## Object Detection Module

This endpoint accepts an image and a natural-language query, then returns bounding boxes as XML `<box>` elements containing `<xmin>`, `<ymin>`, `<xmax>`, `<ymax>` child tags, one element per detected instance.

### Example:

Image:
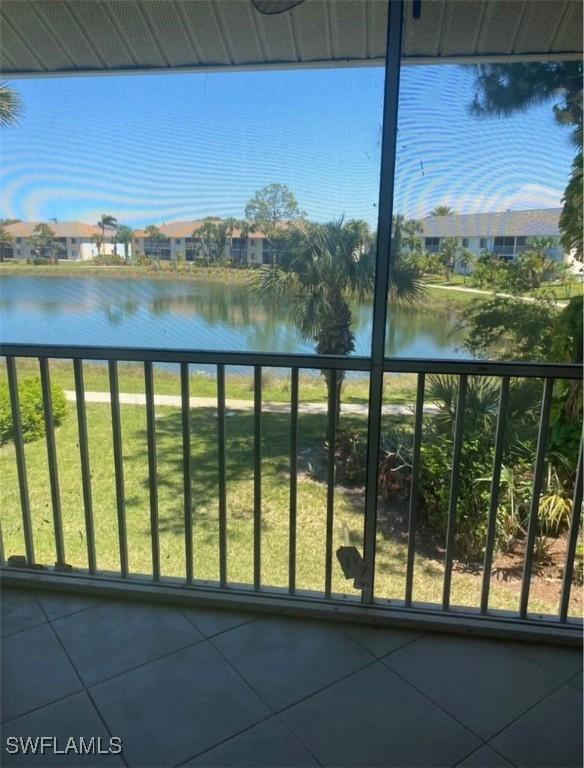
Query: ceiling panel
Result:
<box><xmin>0</xmin><ymin>0</ymin><xmax>581</xmax><ymax>76</ymax></box>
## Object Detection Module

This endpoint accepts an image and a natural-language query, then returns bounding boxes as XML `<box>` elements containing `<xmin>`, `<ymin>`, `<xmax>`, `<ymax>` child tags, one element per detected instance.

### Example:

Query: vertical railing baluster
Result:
<box><xmin>325</xmin><ymin>369</ymin><xmax>338</xmax><ymax>599</ymax></box>
<box><xmin>442</xmin><ymin>374</ymin><xmax>467</xmax><ymax>611</ymax></box>
<box><xmin>39</xmin><ymin>357</ymin><xmax>65</xmax><ymax>566</ymax></box>
<box><xmin>559</xmin><ymin>439</ymin><xmax>583</xmax><ymax>622</ymax></box>
<box><xmin>6</xmin><ymin>357</ymin><xmax>35</xmax><ymax>565</ymax></box>
<box><xmin>144</xmin><ymin>361</ymin><xmax>160</xmax><ymax>581</ymax></box>
<box><xmin>217</xmin><ymin>364</ymin><xmax>227</xmax><ymax>587</ymax></box>
<box><xmin>289</xmin><ymin>367</ymin><xmax>299</xmax><ymax>595</ymax></box>
<box><xmin>480</xmin><ymin>376</ymin><xmax>509</xmax><ymax>614</ymax></box>
<box><xmin>0</xmin><ymin>517</ymin><xmax>5</xmax><ymax>565</ymax></box>
<box><xmin>253</xmin><ymin>365</ymin><xmax>262</xmax><ymax>591</ymax></box>
<box><xmin>73</xmin><ymin>359</ymin><xmax>96</xmax><ymax>573</ymax></box>
<box><xmin>180</xmin><ymin>362</ymin><xmax>193</xmax><ymax>583</ymax></box>
<box><xmin>405</xmin><ymin>372</ymin><xmax>425</xmax><ymax>606</ymax></box>
<box><xmin>108</xmin><ymin>360</ymin><xmax>128</xmax><ymax>577</ymax></box>
<box><xmin>520</xmin><ymin>378</ymin><xmax>554</xmax><ymax>618</ymax></box>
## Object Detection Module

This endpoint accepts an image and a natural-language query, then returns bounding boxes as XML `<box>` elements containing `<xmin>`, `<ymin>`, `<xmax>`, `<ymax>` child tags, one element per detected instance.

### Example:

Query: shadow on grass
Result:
<box><xmin>125</xmin><ymin>407</ymin><xmax>370</xmax><ymax>536</ymax></box>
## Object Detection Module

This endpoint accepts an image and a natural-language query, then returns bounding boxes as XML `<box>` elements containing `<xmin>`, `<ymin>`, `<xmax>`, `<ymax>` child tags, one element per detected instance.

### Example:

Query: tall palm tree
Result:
<box><xmin>430</xmin><ymin>205</ymin><xmax>455</xmax><ymax>217</ymax></box>
<box><xmin>116</xmin><ymin>225</ymin><xmax>134</xmax><ymax>262</ymax></box>
<box><xmin>470</xmin><ymin>61</ymin><xmax>583</xmax><ymax>261</ymax></box>
<box><xmin>237</xmin><ymin>219</ymin><xmax>255</xmax><ymax>266</ymax></box>
<box><xmin>97</xmin><ymin>214</ymin><xmax>118</xmax><ymax>255</ymax></box>
<box><xmin>0</xmin><ymin>82</ymin><xmax>21</xmax><ymax>128</ymax></box>
<box><xmin>0</xmin><ymin>224</ymin><xmax>14</xmax><ymax>262</ymax></box>
<box><xmin>252</xmin><ymin>218</ymin><xmax>423</xmax><ymax>413</ymax></box>
<box><xmin>144</xmin><ymin>224</ymin><xmax>167</xmax><ymax>262</ymax></box>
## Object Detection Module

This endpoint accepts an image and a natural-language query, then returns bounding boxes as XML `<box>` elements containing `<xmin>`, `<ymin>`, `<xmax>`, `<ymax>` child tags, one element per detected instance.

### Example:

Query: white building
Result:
<box><xmin>1</xmin><ymin>221</ymin><xmax>130</xmax><ymax>261</ymax></box>
<box><xmin>417</xmin><ymin>208</ymin><xmax>564</xmax><ymax>272</ymax></box>
<box><xmin>133</xmin><ymin>220</ymin><xmax>276</xmax><ymax>266</ymax></box>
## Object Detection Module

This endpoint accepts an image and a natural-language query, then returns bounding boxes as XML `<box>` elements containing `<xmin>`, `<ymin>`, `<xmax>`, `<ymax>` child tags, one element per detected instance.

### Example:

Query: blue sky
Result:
<box><xmin>0</xmin><ymin>63</ymin><xmax>573</xmax><ymax>228</ymax></box>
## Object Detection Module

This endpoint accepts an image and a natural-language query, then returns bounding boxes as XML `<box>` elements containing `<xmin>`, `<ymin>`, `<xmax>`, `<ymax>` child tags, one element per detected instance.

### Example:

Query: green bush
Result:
<box><xmin>419</xmin><ymin>437</ymin><xmax>493</xmax><ymax>561</ymax></box>
<box><xmin>0</xmin><ymin>376</ymin><xmax>67</xmax><ymax>445</ymax></box>
<box><xmin>91</xmin><ymin>253</ymin><xmax>125</xmax><ymax>266</ymax></box>
<box><xmin>27</xmin><ymin>257</ymin><xmax>51</xmax><ymax>265</ymax></box>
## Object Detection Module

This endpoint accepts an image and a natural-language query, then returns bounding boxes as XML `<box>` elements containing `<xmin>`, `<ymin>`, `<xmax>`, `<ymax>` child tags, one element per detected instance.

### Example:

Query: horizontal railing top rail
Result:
<box><xmin>0</xmin><ymin>343</ymin><xmax>581</xmax><ymax>380</ymax></box>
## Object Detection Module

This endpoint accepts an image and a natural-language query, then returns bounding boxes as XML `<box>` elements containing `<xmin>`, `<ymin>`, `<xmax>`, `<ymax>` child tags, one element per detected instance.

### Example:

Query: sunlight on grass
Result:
<box><xmin>0</xmin><ymin>360</ymin><xmax>578</xmax><ymax>617</ymax></box>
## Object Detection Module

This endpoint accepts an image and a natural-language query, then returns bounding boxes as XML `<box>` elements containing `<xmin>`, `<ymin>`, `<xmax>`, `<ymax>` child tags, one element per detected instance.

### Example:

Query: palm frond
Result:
<box><xmin>0</xmin><ymin>83</ymin><xmax>21</xmax><ymax>128</ymax></box>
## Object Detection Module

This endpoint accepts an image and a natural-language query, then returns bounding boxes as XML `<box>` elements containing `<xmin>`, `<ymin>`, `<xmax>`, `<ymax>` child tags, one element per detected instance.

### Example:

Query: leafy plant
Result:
<box><xmin>418</xmin><ymin>437</ymin><xmax>494</xmax><ymax>560</ymax></box>
<box><xmin>0</xmin><ymin>376</ymin><xmax>67</xmax><ymax>445</ymax></box>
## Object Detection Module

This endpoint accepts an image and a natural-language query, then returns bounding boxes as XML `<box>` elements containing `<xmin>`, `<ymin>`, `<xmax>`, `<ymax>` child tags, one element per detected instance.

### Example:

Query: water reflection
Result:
<box><xmin>0</xmin><ymin>275</ymin><xmax>469</xmax><ymax>360</ymax></box>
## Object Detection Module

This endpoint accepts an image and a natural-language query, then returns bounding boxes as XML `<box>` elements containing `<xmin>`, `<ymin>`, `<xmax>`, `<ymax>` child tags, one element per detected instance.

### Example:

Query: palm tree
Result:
<box><xmin>116</xmin><ymin>225</ymin><xmax>134</xmax><ymax>263</ymax></box>
<box><xmin>144</xmin><ymin>225</ymin><xmax>167</xmax><ymax>263</ymax></box>
<box><xmin>237</xmin><ymin>219</ymin><xmax>255</xmax><ymax>266</ymax></box>
<box><xmin>0</xmin><ymin>82</ymin><xmax>21</xmax><ymax>128</ymax></box>
<box><xmin>251</xmin><ymin>218</ymin><xmax>423</xmax><ymax>414</ymax></box>
<box><xmin>97</xmin><ymin>214</ymin><xmax>118</xmax><ymax>255</ymax></box>
<box><xmin>470</xmin><ymin>61</ymin><xmax>583</xmax><ymax>262</ymax></box>
<box><xmin>0</xmin><ymin>224</ymin><xmax>14</xmax><ymax>262</ymax></box>
<box><xmin>430</xmin><ymin>205</ymin><xmax>455</xmax><ymax>217</ymax></box>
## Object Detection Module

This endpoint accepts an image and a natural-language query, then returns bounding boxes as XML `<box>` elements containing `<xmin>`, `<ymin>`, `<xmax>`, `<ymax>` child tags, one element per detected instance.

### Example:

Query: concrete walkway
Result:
<box><xmin>64</xmin><ymin>390</ymin><xmax>439</xmax><ymax>416</ymax></box>
<box><xmin>427</xmin><ymin>282</ymin><xmax>569</xmax><ymax>307</ymax></box>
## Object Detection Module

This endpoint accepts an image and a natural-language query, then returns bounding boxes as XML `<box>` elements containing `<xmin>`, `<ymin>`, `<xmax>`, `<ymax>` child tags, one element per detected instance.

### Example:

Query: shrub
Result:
<box><xmin>27</xmin><ymin>257</ymin><xmax>51</xmax><ymax>265</ymax></box>
<box><xmin>418</xmin><ymin>437</ymin><xmax>493</xmax><ymax>560</ymax></box>
<box><xmin>0</xmin><ymin>376</ymin><xmax>67</xmax><ymax>445</ymax></box>
<box><xmin>91</xmin><ymin>253</ymin><xmax>125</xmax><ymax>266</ymax></box>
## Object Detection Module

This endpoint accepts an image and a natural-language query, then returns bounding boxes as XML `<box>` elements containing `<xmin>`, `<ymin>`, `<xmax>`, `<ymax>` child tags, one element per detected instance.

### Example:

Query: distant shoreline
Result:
<box><xmin>0</xmin><ymin>263</ymin><xmax>254</xmax><ymax>283</ymax></box>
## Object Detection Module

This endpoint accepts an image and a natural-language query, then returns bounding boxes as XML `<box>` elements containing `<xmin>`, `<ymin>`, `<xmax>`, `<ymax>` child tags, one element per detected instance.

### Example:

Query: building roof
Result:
<box><xmin>1</xmin><ymin>0</ymin><xmax>581</xmax><ymax>77</ymax></box>
<box><xmin>420</xmin><ymin>208</ymin><xmax>562</xmax><ymax>239</ymax></box>
<box><xmin>134</xmin><ymin>221</ymin><xmax>268</xmax><ymax>240</ymax></box>
<box><xmin>5</xmin><ymin>221</ymin><xmax>100</xmax><ymax>238</ymax></box>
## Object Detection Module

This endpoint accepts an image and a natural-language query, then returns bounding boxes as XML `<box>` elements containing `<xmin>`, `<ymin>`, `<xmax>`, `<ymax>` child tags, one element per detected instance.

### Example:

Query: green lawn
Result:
<box><xmin>0</xmin><ymin>361</ymin><xmax>571</xmax><ymax>616</ymax></box>
<box><xmin>9</xmin><ymin>358</ymin><xmax>418</xmax><ymax>406</ymax></box>
<box><xmin>0</xmin><ymin>262</ymin><xmax>254</xmax><ymax>283</ymax></box>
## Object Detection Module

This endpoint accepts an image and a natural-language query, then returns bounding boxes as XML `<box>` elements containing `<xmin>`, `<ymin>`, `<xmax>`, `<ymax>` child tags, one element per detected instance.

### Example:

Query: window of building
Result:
<box><xmin>175</xmin><ymin>239</ymin><xmax>181</xmax><ymax>244</ymax></box>
<box><xmin>71</xmin><ymin>238</ymin><xmax>77</xmax><ymax>243</ymax></box>
<box><xmin>479</xmin><ymin>238</ymin><xmax>488</xmax><ymax>249</ymax></box>
<box><xmin>462</xmin><ymin>238</ymin><xmax>469</xmax><ymax>248</ymax></box>
<box><xmin>424</xmin><ymin>237</ymin><xmax>440</xmax><ymax>252</ymax></box>
<box><xmin>494</xmin><ymin>237</ymin><xmax>514</xmax><ymax>247</ymax></box>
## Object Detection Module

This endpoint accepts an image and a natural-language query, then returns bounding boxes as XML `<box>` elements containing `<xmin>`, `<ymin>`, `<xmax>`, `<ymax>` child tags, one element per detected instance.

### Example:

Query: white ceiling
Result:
<box><xmin>0</xmin><ymin>0</ymin><xmax>582</xmax><ymax>77</ymax></box>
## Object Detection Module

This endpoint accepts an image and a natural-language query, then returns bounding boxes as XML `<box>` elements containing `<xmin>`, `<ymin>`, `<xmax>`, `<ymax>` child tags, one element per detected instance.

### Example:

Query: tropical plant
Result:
<box><xmin>116</xmin><ymin>225</ymin><xmax>133</xmax><ymax>263</ymax></box>
<box><xmin>430</xmin><ymin>205</ymin><xmax>455</xmax><ymax>217</ymax></box>
<box><xmin>0</xmin><ymin>82</ymin><xmax>21</xmax><ymax>128</ymax></box>
<box><xmin>560</xmin><ymin>149</ymin><xmax>583</xmax><ymax>261</ymax></box>
<box><xmin>0</xmin><ymin>376</ymin><xmax>66</xmax><ymax>444</ymax></box>
<box><xmin>144</xmin><ymin>225</ymin><xmax>168</xmax><ymax>263</ymax></box>
<box><xmin>458</xmin><ymin>296</ymin><xmax>557</xmax><ymax>360</ymax></box>
<box><xmin>235</xmin><ymin>219</ymin><xmax>255</xmax><ymax>266</ymax></box>
<box><xmin>251</xmin><ymin>218</ymin><xmax>423</xmax><ymax>413</ymax></box>
<box><xmin>97</xmin><ymin>214</ymin><xmax>118</xmax><ymax>255</ymax></box>
<box><xmin>437</xmin><ymin>237</ymin><xmax>461</xmax><ymax>280</ymax></box>
<box><xmin>469</xmin><ymin>61</ymin><xmax>583</xmax><ymax>262</ymax></box>
<box><xmin>0</xmin><ymin>223</ymin><xmax>14</xmax><ymax>262</ymax></box>
<box><xmin>31</xmin><ymin>223</ymin><xmax>58</xmax><ymax>263</ymax></box>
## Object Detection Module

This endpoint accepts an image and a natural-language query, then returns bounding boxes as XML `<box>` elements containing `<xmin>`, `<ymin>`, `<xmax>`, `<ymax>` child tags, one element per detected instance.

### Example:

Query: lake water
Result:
<box><xmin>0</xmin><ymin>275</ymin><xmax>470</xmax><ymax>365</ymax></box>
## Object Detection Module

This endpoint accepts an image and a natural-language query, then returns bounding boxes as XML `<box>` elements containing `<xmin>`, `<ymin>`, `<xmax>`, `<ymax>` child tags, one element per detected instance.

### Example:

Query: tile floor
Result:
<box><xmin>1</xmin><ymin>587</ymin><xmax>582</xmax><ymax>768</ymax></box>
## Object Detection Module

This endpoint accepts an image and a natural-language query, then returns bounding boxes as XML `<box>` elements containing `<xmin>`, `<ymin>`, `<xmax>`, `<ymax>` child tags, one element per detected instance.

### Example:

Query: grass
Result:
<box><xmin>0</xmin><ymin>262</ymin><xmax>254</xmax><ymax>283</ymax></box>
<box><xmin>528</xmin><ymin>282</ymin><xmax>583</xmax><ymax>301</ymax></box>
<box><xmin>0</xmin><ymin>361</ymin><xmax>572</xmax><ymax>616</ymax></box>
<box><xmin>8</xmin><ymin>358</ymin><xmax>418</xmax><ymax>406</ymax></box>
<box><xmin>423</xmin><ymin>285</ymin><xmax>478</xmax><ymax>308</ymax></box>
